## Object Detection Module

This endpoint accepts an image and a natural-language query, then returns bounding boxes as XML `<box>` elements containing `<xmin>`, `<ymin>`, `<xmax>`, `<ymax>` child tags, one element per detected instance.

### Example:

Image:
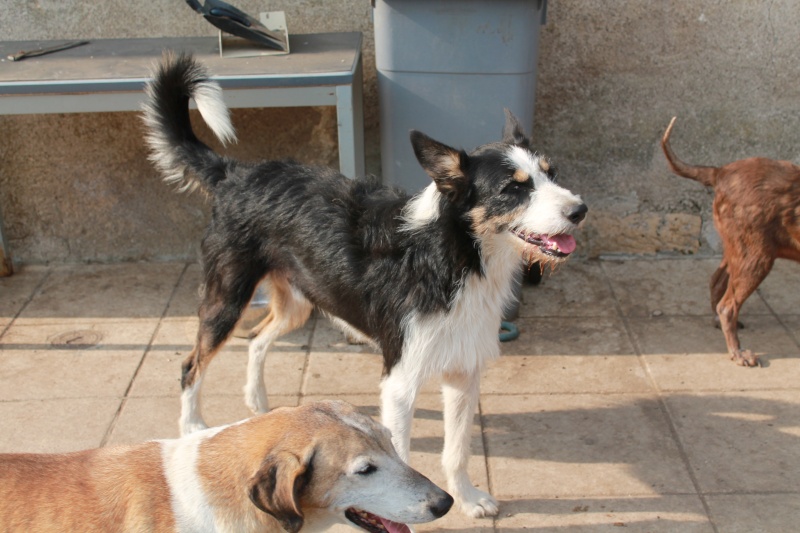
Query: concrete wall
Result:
<box><xmin>534</xmin><ymin>0</ymin><xmax>800</xmax><ymax>257</ymax></box>
<box><xmin>1</xmin><ymin>1</ymin><xmax>798</xmax><ymax>264</ymax></box>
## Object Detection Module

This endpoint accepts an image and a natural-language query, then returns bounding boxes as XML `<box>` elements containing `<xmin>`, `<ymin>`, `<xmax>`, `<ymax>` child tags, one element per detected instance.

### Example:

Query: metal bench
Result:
<box><xmin>0</xmin><ymin>33</ymin><xmax>365</xmax><ymax>276</ymax></box>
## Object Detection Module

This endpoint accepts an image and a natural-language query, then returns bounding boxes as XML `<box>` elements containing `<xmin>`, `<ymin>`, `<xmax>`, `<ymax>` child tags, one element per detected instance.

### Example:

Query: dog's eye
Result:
<box><xmin>503</xmin><ymin>181</ymin><xmax>532</xmax><ymax>194</ymax></box>
<box><xmin>356</xmin><ymin>463</ymin><xmax>377</xmax><ymax>476</ymax></box>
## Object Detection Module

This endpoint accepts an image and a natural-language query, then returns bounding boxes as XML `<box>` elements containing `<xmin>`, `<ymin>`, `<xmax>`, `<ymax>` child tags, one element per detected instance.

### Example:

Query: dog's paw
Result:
<box><xmin>731</xmin><ymin>349</ymin><xmax>760</xmax><ymax>367</ymax></box>
<box><xmin>457</xmin><ymin>487</ymin><xmax>499</xmax><ymax>518</ymax></box>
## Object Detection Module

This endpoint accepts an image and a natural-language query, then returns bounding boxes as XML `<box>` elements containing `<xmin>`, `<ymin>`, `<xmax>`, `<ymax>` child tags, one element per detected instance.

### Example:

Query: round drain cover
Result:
<box><xmin>50</xmin><ymin>330</ymin><xmax>103</xmax><ymax>349</ymax></box>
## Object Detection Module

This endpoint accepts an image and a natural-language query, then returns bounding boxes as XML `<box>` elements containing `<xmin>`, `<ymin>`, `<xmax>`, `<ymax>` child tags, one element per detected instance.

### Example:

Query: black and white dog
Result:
<box><xmin>142</xmin><ymin>53</ymin><xmax>587</xmax><ymax>518</ymax></box>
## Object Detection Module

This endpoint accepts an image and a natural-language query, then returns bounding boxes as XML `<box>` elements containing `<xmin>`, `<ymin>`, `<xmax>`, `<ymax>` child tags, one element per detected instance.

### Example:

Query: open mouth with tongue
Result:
<box><xmin>345</xmin><ymin>508</ymin><xmax>411</xmax><ymax>533</ymax></box>
<box><xmin>512</xmin><ymin>230</ymin><xmax>577</xmax><ymax>258</ymax></box>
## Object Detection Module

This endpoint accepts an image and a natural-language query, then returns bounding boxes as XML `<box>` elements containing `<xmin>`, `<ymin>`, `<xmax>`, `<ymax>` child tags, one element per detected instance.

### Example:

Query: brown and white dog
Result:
<box><xmin>0</xmin><ymin>400</ymin><xmax>452</xmax><ymax>533</ymax></box>
<box><xmin>662</xmin><ymin>117</ymin><xmax>800</xmax><ymax>367</ymax></box>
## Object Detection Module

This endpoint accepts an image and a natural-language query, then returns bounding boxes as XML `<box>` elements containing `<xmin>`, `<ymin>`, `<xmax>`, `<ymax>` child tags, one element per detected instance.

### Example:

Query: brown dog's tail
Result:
<box><xmin>661</xmin><ymin>117</ymin><xmax>718</xmax><ymax>187</ymax></box>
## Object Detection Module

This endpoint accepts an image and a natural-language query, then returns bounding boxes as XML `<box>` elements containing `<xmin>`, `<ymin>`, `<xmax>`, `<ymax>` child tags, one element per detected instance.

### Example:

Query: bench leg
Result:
<box><xmin>335</xmin><ymin>55</ymin><xmax>365</xmax><ymax>179</ymax></box>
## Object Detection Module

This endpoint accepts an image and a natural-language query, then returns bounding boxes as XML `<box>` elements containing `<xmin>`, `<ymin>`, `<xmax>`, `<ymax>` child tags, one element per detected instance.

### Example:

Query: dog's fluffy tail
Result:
<box><xmin>661</xmin><ymin>117</ymin><xmax>718</xmax><ymax>187</ymax></box>
<box><xmin>142</xmin><ymin>52</ymin><xmax>236</xmax><ymax>192</ymax></box>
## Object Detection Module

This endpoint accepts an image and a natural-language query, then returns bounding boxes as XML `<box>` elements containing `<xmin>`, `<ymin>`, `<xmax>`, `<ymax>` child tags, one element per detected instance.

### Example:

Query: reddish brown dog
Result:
<box><xmin>662</xmin><ymin>117</ymin><xmax>800</xmax><ymax>367</ymax></box>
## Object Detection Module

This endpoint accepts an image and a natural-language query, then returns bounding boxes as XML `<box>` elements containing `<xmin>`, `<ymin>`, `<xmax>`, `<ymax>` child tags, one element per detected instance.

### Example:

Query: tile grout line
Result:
<box><xmin>494</xmin><ymin>489</ymin><xmax>800</xmax><ymax>499</ymax></box>
<box><xmin>0</xmin><ymin>267</ymin><xmax>53</xmax><ymax>340</ymax></box>
<box><xmin>99</xmin><ymin>262</ymin><xmax>192</xmax><ymax>448</ymax></box>
<box><xmin>598</xmin><ymin>259</ymin><xmax>721</xmax><ymax>533</ymax></box>
<box><xmin>755</xmin><ymin>287</ymin><xmax>800</xmax><ymax>353</ymax></box>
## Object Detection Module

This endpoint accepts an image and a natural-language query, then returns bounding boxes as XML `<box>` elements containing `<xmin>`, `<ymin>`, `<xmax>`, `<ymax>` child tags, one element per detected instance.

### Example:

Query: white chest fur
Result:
<box><xmin>399</xmin><ymin>235</ymin><xmax>520</xmax><ymax>381</ymax></box>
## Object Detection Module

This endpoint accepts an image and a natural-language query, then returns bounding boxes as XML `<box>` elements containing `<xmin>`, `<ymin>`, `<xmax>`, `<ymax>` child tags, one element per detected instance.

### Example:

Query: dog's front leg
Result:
<box><xmin>380</xmin><ymin>367</ymin><xmax>421</xmax><ymax>462</ymax></box>
<box><xmin>245</xmin><ymin>334</ymin><xmax>271</xmax><ymax>414</ymax></box>
<box><xmin>442</xmin><ymin>370</ymin><xmax>498</xmax><ymax>518</ymax></box>
<box><xmin>180</xmin><ymin>373</ymin><xmax>209</xmax><ymax>435</ymax></box>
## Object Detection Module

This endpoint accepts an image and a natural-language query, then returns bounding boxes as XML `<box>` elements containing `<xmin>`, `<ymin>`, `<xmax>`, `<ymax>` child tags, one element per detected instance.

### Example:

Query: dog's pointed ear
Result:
<box><xmin>410</xmin><ymin>130</ymin><xmax>470</xmax><ymax>204</ymax></box>
<box><xmin>249</xmin><ymin>451</ymin><xmax>310</xmax><ymax>533</ymax></box>
<box><xmin>502</xmin><ymin>108</ymin><xmax>529</xmax><ymax>145</ymax></box>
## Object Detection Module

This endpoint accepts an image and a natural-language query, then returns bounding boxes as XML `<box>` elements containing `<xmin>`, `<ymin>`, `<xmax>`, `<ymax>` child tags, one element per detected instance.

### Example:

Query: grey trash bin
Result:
<box><xmin>373</xmin><ymin>0</ymin><xmax>548</xmax><ymax>192</ymax></box>
<box><xmin>373</xmin><ymin>0</ymin><xmax>548</xmax><ymax>321</ymax></box>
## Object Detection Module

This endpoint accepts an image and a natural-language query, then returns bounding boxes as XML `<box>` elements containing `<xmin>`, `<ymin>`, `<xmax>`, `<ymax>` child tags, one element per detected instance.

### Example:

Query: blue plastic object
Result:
<box><xmin>499</xmin><ymin>321</ymin><xmax>519</xmax><ymax>342</ymax></box>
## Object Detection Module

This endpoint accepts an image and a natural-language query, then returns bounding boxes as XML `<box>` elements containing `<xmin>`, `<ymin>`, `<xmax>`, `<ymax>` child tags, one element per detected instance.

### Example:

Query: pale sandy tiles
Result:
<box><xmin>629</xmin><ymin>315</ymin><xmax>800</xmax><ymax>391</ymax></box>
<box><xmin>0</xmin><ymin>318</ymin><xmax>157</xmax><ymax>400</ymax></box>
<box><xmin>129</xmin><ymin>317</ymin><xmax>310</xmax><ymax>398</ymax></box>
<box><xmin>0</xmin><ymin>264</ymin><xmax>48</xmax><ymax>329</ymax></box>
<box><xmin>19</xmin><ymin>262</ymin><xmax>185</xmax><ymax>319</ymax></box>
<box><xmin>163</xmin><ymin>262</ymin><xmax>202</xmax><ymax>318</ymax></box>
<box><xmin>602</xmin><ymin>258</ymin><xmax>771</xmax><ymax>317</ymax></box>
<box><xmin>706</xmin><ymin>494</ymin><xmax>800</xmax><ymax>533</ymax></box>
<box><xmin>106</xmin><ymin>394</ymin><xmax>299</xmax><ymax>446</ymax></box>
<box><xmin>665</xmin><ymin>390</ymin><xmax>800</xmax><ymax>494</ymax></box>
<box><xmin>484</xmin><ymin>316</ymin><xmax>650</xmax><ymax>394</ymax></box>
<box><xmin>518</xmin><ymin>259</ymin><xmax>616</xmax><ymax>318</ymax></box>
<box><xmin>0</xmin><ymin>397</ymin><xmax>121</xmax><ymax>453</ymax></box>
<box><xmin>3</xmin><ymin>257</ymin><xmax>799</xmax><ymax>533</ymax></box>
<box><xmin>481</xmin><ymin>394</ymin><xmax>695</xmax><ymax>499</ymax></box>
<box><xmin>303</xmin><ymin>317</ymin><xmax>388</xmax><ymax>395</ymax></box>
<box><xmin>755</xmin><ymin>259</ymin><xmax>800</xmax><ymax>316</ymax></box>
<box><xmin>780</xmin><ymin>315</ymin><xmax>800</xmax><ymax>347</ymax></box>
<box><xmin>495</xmin><ymin>495</ymin><xmax>713</xmax><ymax>532</ymax></box>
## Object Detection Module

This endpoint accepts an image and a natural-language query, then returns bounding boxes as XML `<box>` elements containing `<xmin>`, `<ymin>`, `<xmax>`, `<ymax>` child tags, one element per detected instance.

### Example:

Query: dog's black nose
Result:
<box><xmin>429</xmin><ymin>492</ymin><xmax>454</xmax><ymax>518</ymax></box>
<box><xmin>565</xmin><ymin>203</ymin><xmax>588</xmax><ymax>224</ymax></box>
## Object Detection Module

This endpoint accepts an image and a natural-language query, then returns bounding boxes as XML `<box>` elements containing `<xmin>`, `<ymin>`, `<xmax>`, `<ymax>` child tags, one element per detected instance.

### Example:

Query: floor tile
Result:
<box><xmin>485</xmin><ymin>316</ymin><xmax>650</xmax><ymax>394</ymax></box>
<box><xmin>20</xmin><ymin>263</ymin><xmax>184</xmax><ymax>319</ymax></box>
<box><xmin>0</xmin><ymin>264</ymin><xmax>48</xmax><ymax>322</ymax></box>
<box><xmin>665</xmin><ymin>390</ymin><xmax>800</xmax><ymax>494</ymax></box>
<box><xmin>0</xmin><ymin>398</ymin><xmax>120</xmax><ymax>453</ymax></box>
<box><xmin>3</xmin><ymin>255</ymin><xmax>799</xmax><ymax>530</ymax></box>
<box><xmin>0</xmin><ymin>318</ymin><xmax>157</xmax><ymax>400</ymax></box>
<box><xmin>129</xmin><ymin>317</ymin><xmax>309</xmax><ymax>398</ymax></box>
<box><xmin>602</xmin><ymin>258</ymin><xmax>770</xmax><ymax>318</ymax></box>
<box><xmin>706</xmin><ymin>494</ymin><xmax>800</xmax><ymax>533</ymax></box>
<box><xmin>756</xmin><ymin>259</ymin><xmax>800</xmax><ymax>316</ymax></box>
<box><xmin>779</xmin><ymin>315</ymin><xmax>800</xmax><ymax>348</ymax></box>
<box><xmin>164</xmin><ymin>262</ymin><xmax>201</xmax><ymax>318</ymax></box>
<box><xmin>482</xmin><ymin>394</ymin><xmax>695</xmax><ymax>498</ymax></box>
<box><xmin>303</xmin><ymin>318</ymin><xmax>387</xmax><ymax>395</ymax></box>
<box><xmin>106</xmin><ymin>394</ymin><xmax>298</xmax><ymax>445</ymax></box>
<box><xmin>630</xmin><ymin>315</ymin><xmax>800</xmax><ymax>391</ymax></box>
<box><xmin>519</xmin><ymin>259</ymin><xmax>616</xmax><ymax>318</ymax></box>
<box><xmin>495</xmin><ymin>495</ymin><xmax>713</xmax><ymax>532</ymax></box>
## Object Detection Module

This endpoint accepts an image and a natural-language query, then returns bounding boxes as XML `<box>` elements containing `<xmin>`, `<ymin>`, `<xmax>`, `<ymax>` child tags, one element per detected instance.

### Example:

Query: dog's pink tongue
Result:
<box><xmin>550</xmin><ymin>234</ymin><xmax>576</xmax><ymax>254</ymax></box>
<box><xmin>379</xmin><ymin>517</ymin><xmax>412</xmax><ymax>533</ymax></box>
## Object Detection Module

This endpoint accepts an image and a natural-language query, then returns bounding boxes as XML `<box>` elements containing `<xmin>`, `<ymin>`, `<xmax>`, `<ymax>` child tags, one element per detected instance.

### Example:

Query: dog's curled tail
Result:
<box><xmin>142</xmin><ymin>52</ymin><xmax>236</xmax><ymax>193</ymax></box>
<box><xmin>661</xmin><ymin>117</ymin><xmax>718</xmax><ymax>187</ymax></box>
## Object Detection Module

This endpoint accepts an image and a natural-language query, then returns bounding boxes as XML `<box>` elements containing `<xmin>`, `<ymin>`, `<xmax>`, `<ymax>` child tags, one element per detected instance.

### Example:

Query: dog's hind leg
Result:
<box><xmin>180</xmin><ymin>258</ymin><xmax>263</xmax><ymax>435</ymax></box>
<box><xmin>441</xmin><ymin>370</ymin><xmax>498</xmax><ymax>518</ymax></box>
<box><xmin>716</xmin><ymin>253</ymin><xmax>773</xmax><ymax>367</ymax></box>
<box><xmin>710</xmin><ymin>259</ymin><xmax>729</xmax><ymax>316</ymax></box>
<box><xmin>244</xmin><ymin>276</ymin><xmax>312</xmax><ymax>414</ymax></box>
<box><xmin>710</xmin><ymin>259</ymin><xmax>744</xmax><ymax>330</ymax></box>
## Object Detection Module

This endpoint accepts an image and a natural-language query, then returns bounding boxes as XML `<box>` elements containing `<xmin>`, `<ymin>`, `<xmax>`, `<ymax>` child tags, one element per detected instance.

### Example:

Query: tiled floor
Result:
<box><xmin>1</xmin><ymin>257</ymin><xmax>799</xmax><ymax>532</ymax></box>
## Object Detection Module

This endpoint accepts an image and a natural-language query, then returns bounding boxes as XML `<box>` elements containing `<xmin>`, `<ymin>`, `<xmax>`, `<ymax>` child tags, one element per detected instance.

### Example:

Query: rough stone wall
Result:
<box><xmin>1</xmin><ymin>1</ymin><xmax>798</xmax><ymax>264</ymax></box>
<box><xmin>534</xmin><ymin>0</ymin><xmax>800</xmax><ymax>257</ymax></box>
<box><xmin>0</xmin><ymin>0</ymin><xmax>377</xmax><ymax>263</ymax></box>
